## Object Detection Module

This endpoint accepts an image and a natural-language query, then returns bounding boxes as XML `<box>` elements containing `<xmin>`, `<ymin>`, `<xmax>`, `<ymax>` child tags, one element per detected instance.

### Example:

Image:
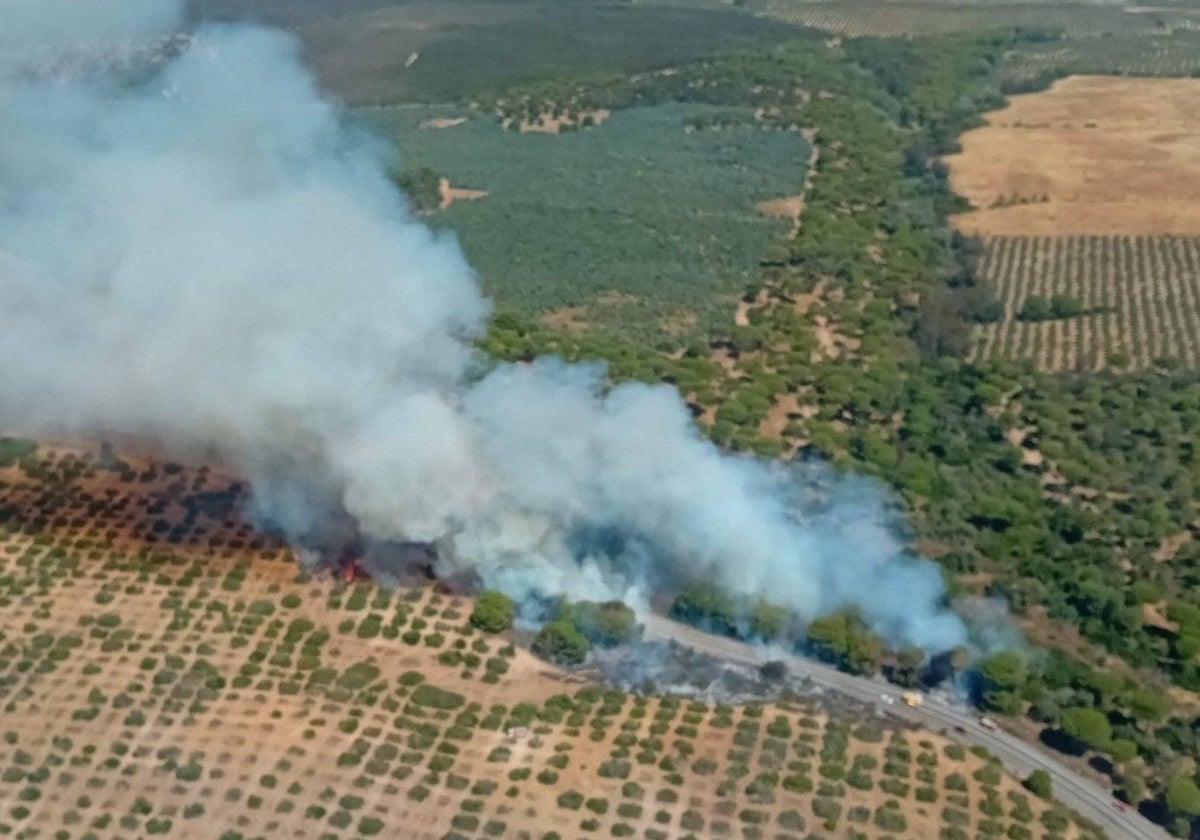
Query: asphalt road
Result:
<box><xmin>641</xmin><ymin>614</ymin><xmax>1169</xmax><ymax>840</ymax></box>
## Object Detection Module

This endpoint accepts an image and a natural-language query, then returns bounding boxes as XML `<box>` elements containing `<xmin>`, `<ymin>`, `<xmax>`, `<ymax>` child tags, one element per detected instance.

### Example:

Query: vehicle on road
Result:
<box><xmin>979</xmin><ymin>716</ymin><xmax>998</xmax><ymax>730</ymax></box>
<box><xmin>902</xmin><ymin>692</ymin><xmax>923</xmax><ymax>708</ymax></box>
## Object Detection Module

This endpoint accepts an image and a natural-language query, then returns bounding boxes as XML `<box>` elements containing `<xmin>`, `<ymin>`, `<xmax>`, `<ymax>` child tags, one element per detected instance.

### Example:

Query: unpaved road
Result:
<box><xmin>642</xmin><ymin>614</ymin><xmax>1169</xmax><ymax>840</ymax></box>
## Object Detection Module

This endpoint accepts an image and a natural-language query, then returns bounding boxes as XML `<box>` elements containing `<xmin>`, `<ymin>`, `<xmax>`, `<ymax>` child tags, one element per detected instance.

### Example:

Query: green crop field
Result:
<box><xmin>364</xmin><ymin>104</ymin><xmax>810</xmax><ymax>340</ymax></box>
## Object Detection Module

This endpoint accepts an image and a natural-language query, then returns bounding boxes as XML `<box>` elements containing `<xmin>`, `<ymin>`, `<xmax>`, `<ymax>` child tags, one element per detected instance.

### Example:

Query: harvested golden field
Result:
<box><xmin>0</xmin><ymin>442</ymin><xmax>1099</xmax><ymax>840</ymax></box>
<box><xmin>947</xmin><ymin>76</ymin><xmax>1200</xmax><ymax>237</ymax></box>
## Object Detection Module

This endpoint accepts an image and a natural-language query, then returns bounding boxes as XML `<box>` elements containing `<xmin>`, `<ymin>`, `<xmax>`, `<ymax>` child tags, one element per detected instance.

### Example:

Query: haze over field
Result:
<box><xmin>0</xmin><ymin>0</ymin><xmax>968</xmax><ymax>651</ymax></box>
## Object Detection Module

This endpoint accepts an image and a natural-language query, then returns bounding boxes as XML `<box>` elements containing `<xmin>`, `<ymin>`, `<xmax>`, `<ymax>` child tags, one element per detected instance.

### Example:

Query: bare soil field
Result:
<box><xmin>0</xmin><ymin>442</ymin><xmax>1099</xmax><ymax>840</ymax></box>
<box><xmin>437</xmin><ymin>178</ymin><xmax>488</xmax><ymax>211</ymax></box>
<box><xmin>947</xmin><ymin>75</ymin><xmax>1200</xmax><ymax>236</ymax></box>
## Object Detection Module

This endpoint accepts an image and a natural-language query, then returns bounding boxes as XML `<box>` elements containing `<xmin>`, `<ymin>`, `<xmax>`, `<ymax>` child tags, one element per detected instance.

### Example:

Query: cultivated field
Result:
<box><xmin>969</xmin><ymin>235</ymin><xmax>1200</xmax><ymax>371</ymax></box>
<box><xmin>364</xmin><ymin>104</ymin><xmax>810</xmax><ymax>341</ymax></box>
<box><xmin>230</xmin><ymin>1</ymin><xmax>802</xmax><ymax>105</ymax></box>
<box><xmin>946</xmin><ymin>76</ymin><xmax>1200</xmax><ymax>237</ymax></box>
<box><xmin>1004</xmin><ymin>31</ymin><xmax>1200</xmax><ymax>84</ymax></box>
<box><xmin>946</xmin><ymin>76</ymin><xmax>1200</xmax><ymax>372</ymax></box>
<box><xmin>756</xmin><ymin>0</ymin><xmax>1200</xmax><ymax>36</ymax></box>
<box><xmin>0</xmin><ymin>442</ymin><xmax>1101</xmax><ymax>839</ymax></box>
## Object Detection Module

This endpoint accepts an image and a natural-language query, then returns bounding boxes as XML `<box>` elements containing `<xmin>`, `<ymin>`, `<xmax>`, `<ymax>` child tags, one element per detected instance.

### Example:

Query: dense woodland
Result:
<box><xmin>429</xmin><ymin>28</ymin><xmax>1200</xmax><ymax>834</ymax></box>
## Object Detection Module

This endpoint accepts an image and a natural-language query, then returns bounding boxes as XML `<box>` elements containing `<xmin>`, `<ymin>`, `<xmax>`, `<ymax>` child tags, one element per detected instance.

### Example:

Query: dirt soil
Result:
<box><xmin>503</xmin><ymin>108</ymin><xmax>611</xmax><ymax>135</ymax></box>
<box><xmin>946</xmin><ymin>75</ymin><xmax>1200</xmax><ymax>236</ymax></box>
<box><xmin>419</xmin><ymin>117</ymin><xmax>467</xmax><ymax>130</ymax></box>
<box><xmin>757</xmin><ymin>195</ymin><xmax>806</xmax><ymax>238</ymax></box>
<box><xmin>0</xmin><ymin>441</ymin><xmax>1102</xmax><ymax>839</ymax></box>
<box><xmin>437</xmin><ymin>177</ymin><xmax>488</xmax><ymax>210</ymax></box>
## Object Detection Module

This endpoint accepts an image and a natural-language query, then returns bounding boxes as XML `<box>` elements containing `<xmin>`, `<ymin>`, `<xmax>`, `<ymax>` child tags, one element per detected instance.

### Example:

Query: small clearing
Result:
<box><xmin>757</xmin><ymin>194</ymin><xmax>806</xmax><ymax>238</ymax></box>
<box><xmin>812</xmin><ymin>314</ymin><xmax>860</xmax><ymax>361</ymax></box>
<box><xmin>539</xmin><ymin>305</ymin><xmax>589</xmax><ymax>333</ymax></box>
<box><xmin>758</xmin><ymin>391</ymin><xmax>819</xmax><ymax>453</ymax></box>
<box><xmin>755</xmin><ymin>132</ymin><xmax>819</xmax><ymax>240</ymax></box>
<box><xmin>419</xmin><ymin>116</ymin><xmax>467</xmax><ymax>130</ymax></box>
<box><xmin>504</xmin><ymin>108</ymin><xmax>611</xmax><ymax>134</ymax></box>
<box><xmin>1155</xmin><ymin>528</ymin><xmax>1195</xmax><ymax>562</ymax></box>
<box><xmin>438</xmin><ymin>177</ymin><xmax>488</xmax><ymax>210</ymax></box>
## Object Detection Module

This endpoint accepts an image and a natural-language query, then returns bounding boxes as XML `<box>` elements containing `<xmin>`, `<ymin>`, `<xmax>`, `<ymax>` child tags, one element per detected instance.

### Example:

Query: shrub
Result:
<box><xmin>411</xmin><ymin>684</ymin><xmax>465</xmax><ymax>710</ymax></box>
<box><xmin>470</xmin><ymin>591</ymin><xmax>515</xmax><ymax>633</ymax></box>
<box><xmin>532</xmin><ymin>621</ymin><xmax>590</xmax><ymax>666</ymax></box>
<box><xmin>1023</xmin><ymin>769</ymin><xmax>1052</xmax><ymax>800</ymax></box>
<box><xmin>337</xmin><ymin>662</ymin><xmax>379</xmax><ymax>690</ymax></box>
<box><xmin>175</xmin><ymin>764</ymin><xmax>202</xmax><ymax>782</ymax></box>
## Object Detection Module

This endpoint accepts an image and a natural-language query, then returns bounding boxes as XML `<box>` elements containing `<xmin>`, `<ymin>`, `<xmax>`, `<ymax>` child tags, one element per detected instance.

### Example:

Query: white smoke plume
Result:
<box><xmin>0</xmin><ymin>0</ymin><xmax>969</xmax><ymax>652</ymax></box>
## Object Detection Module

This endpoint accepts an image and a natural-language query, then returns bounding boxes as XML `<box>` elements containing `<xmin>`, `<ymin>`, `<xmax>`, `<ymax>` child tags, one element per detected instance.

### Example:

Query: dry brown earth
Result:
<box><xmin>947</xmin><ymin>76</ymin><xmax>1200</xmax><ymax>236</ymax></box>
<box><xmin>0</xmin><ymin>443</ymin><xmax>1100</xmax><ymax>840</ymax></box>
<box><xmin>437</xmin><ymin>177</ymin><xmax>488</xmax><ymax>210</ymax></box>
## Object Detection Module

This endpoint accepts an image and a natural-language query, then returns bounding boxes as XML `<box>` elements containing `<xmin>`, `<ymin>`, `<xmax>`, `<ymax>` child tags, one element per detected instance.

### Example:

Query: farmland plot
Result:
<box><xmin>757</xmin><ymin>0</ymin><xmax>1200</xmax><ymax>37</ymax></box>
<box><xmin>971</xmin><ymin>236</ymin><xmax>1200</xmax><ymax>372</ymax></box>
<box><xmin>946</xmin><ymin>76</ymin><xmax>1200</xmax><ymax>237</ymax></box>
<box><xmin>1004</xmin><ymin>30</ymin><xmax>1200</xmax><ymax>84</ymax></box>
<box><xmin>0</xmin><ymin>442</ymin><xmax>1101</xmax><ymax>839</ymax></box>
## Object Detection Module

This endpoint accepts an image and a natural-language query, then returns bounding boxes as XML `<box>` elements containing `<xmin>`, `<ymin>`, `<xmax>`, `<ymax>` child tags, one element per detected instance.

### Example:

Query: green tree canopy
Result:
<box><xmin>1108</xmin><ymin>739</ymin><xmax>1138</xmax><ymax>764</ymax></box>
<box><xmin>1166</xmin><ymin>776</ymin><xmax>1200</xmax><ymax>817</ymax></box>
<box><xmin>532</xmin><ymin>621</ymin><xmax>590</xmax><ymax>666</ymax></box>
<box><xmin>555</xmin><ymin>600</ymin><xmax>640</xmax><ymax>648</ymax></box>
<box><xmin>470</xmin><ymin>590</ymin><xmax>516</xmax><ymax>634</ymax></box>
<box><xmin>1023</xmin><ymin>769</ymin><xmax>1052</xmax><ymax>800</ymax></box>
<box><xmin>749</xmin><ymin>601</ymin><xmax>789</xmax><ymax>641</ymax></box>
<box><xmin>1060</xmin><ymin>707</ymin><xmax>1112</xmax><ymax>752</ymax></box>
<box><xmin>805</xmin><ymin>610</ymin><xmax>883</xmax><ymax>676</ymax></box>
<box><xmin>978</xmin><ymin>650</ymin><xmax>1027</xmax><ymax>713</ymax></box>
<box><xmin>1130</xmin><ymin>687</ymin><xmax>1172</xmax><ymax>724</ymax></box>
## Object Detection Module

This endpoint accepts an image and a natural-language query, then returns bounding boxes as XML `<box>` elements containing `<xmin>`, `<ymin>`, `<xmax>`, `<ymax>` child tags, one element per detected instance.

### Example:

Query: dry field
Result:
<box><xmin>947</xmin><ymin>76</ymin><xmax>1200</xmax><ymax>238</ymax></box>
<box><xmin>0</xmin><ymin>443</ymin><xmax>1100</xmax><ymax>839</ymax></box>
<box><xmin>946</xmin><ymin>77</ymin><xmax>1200</xmax><ymax>371</ymax></box>
<box><xmin>970</xmin><ymin>235</ymin><xmax>1200</xmax><ymax>371</ymax></box>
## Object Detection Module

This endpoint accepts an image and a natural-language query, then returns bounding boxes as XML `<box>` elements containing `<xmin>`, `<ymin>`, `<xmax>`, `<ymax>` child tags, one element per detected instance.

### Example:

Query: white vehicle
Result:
<box><xmin>979</xmin><ymin>716</ymin><xmax>998</xmax><ymax>731</ymax></box>
<box><xmin>880</xmin><ymin>694</ymin><xmax>896</xmax><ymax>705</ymax></box>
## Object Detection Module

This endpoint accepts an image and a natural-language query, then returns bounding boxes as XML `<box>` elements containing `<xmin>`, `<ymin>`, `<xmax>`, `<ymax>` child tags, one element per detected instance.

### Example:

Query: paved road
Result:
<box><xmin>641</xmin><ymin>614</ymin><xmax>1168</xmax><ymax>840</ymax></box>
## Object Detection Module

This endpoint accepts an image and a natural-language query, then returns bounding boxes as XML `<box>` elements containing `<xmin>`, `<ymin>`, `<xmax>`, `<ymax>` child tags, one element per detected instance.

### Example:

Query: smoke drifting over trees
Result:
<box><xmin>0</xmin><ymin>0</ymin><xmax>969</xmax><ymax>651</ymax></box>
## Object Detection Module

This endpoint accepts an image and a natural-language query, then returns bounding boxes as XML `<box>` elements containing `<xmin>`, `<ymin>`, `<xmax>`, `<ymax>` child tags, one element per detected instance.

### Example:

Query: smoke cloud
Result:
<box><xmin>0</xmin><ymin>0</ymin><xmax>969</xmax><ymax>652</ymax></box>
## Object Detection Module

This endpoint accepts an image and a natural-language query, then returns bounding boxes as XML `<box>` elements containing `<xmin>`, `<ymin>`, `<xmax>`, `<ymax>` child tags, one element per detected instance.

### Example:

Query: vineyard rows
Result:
<box><xmin>758</xmin><ymin>0</ymin><xmax>1199</xmax><ymax>36</ymax></box>
<box><xmin>970</xmin><ymin>236</ymin><xmax>1200</xmax><ymax>372</ymax></box>
<box><xmin>1005</xmin><ymin>31</ymin><xmax>1200</xmax><ymax>82</ymax></box>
